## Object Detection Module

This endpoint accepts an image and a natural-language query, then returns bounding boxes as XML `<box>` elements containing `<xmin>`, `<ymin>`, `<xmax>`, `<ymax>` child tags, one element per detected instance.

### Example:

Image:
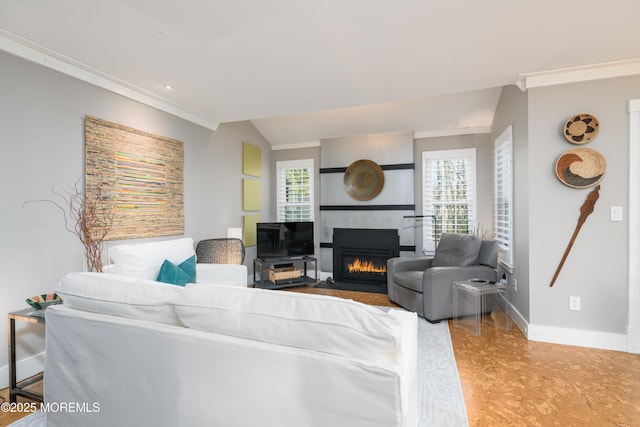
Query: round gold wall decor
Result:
<box><xmin>343</xmin><ymin>159</ymin><xmax>384</xmax><ymax>201</ymax></box>
<box><xmin>563</xmin><ymin>113</ymin><xmax>600</xmax><ymax>144</ymax></box>
<box><xmin>555</xmin><ymin>147</ymin><xmax>606</xmax><ymax>188</ymax></box>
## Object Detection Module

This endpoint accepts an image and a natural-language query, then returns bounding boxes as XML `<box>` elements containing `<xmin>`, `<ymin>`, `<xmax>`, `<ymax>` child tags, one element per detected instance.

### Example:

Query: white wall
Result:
<box><xmin>0</xmin><ymin>50</ymin><xmax>271</xmax><ymax>387</ymax></box>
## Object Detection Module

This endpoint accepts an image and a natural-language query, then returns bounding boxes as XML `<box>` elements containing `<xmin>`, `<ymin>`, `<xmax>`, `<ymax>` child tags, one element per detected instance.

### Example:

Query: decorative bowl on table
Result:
<box><xmin>26</xmin><ymin>293</ymin><xmax>62</xmax><ymax>310</ymax></box>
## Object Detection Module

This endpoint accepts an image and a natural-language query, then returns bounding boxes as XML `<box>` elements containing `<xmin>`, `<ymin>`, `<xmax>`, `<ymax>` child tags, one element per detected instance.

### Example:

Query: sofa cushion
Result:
<box><xmin>156</xmin><ymin>256</ymin><xmax>197</xmax><ymax>286</ymax></box>
<box><xmin>56</xmin><ymin>272</ymin><xmax>182</xmax><ymax>325</ymax></box>
<box><xmin>432</xmin><ymin>233</ymin><xmax>482</xmax><ymax>267</ymax></box>
<box><xmin>171</xmin><ymin>284</ymin><xmax>403</xmax><ymax>361</ymax></box>
<box><xmin>109</xmin><ymin>238</ymin><xmax>196</xmax><ymax>281</ymax></box>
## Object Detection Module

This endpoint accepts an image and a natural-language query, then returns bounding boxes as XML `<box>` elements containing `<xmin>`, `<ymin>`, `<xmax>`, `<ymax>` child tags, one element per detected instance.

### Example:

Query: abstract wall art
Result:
<box><xmin>85</xmin><ymin>116</ymin><xmax>185</xmax><ymax>240</ymax></box>
<box><xmin>243</xmin><ymin>178</ymin><xmax>261</xmax><ymax>211</ymax></box>
<box><xmin>242</xmin><ymin>142</ymin><xmax>262</xmax><ymax>177</ymax></box>
<box><xmin>243</xmin><ymin>214</ymin><xmax>261</xmax><ymax>247</ymax></box>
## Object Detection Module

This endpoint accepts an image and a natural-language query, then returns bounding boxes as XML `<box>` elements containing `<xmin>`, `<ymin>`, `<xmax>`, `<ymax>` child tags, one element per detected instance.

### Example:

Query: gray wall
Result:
<box><xmin>270</xmin><ymin>146</ymin><xmax>321</xmax><ymax>258</ymax></box>
<box><xmin>491</xmin><ymin>85</ymin><xmax>530</xmax><ymax>322</ymax></box>
<box><xmin>319</xmin><ymin>133</ymin><xmax>415</xmax><ymax>273</ymax></box>
<box><xmin>272</xmin><ymin>133</ymin><xmax>496</xmax><ymax>274</ymax></box>
<box><xmin>414</xmin><ymin>133</ymin><xmax>495</xmax><ymax>254</ymax></box>
<box><xmin>493</xmin><ymin>75</ymin><xmax>640</xmax><ymax>339</ymax></box>
<box><xmin>525</xmin><ymin>75</ymin><xmax>640</xmax><ymax>334</ymax></box>
<box><xmin>0</xmin><ymin>50</ymin><xmax>271</xmax><ymax>386</ymax></box>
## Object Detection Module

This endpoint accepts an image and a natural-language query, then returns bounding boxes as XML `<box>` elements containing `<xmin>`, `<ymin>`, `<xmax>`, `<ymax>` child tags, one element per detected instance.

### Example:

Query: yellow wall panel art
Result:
<box><xmin>243</xmin><ymin>179</ymin><xmax>261</xmax><ymax>211</ymax></box>
<box><xmin>242</xmin><ymin>142</ymin><xmax>261</xmax><ymax>177</ymax></box>
<box><xmin>243</xmin><ymin>215</ymin><xmax>261</xmax><ymax>247</ymax></box>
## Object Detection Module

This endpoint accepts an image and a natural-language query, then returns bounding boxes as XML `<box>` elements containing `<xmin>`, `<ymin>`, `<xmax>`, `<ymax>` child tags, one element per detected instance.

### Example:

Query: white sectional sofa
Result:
<box><xmin>32</xmin><ymin>272</ymin><xmax>418</xmax><ymax>426</ymax></box>
<box><xmin>104</xmin><ymin>237</ymin><xmax>248</xmax><ymax>286</ymax></box>
<box><xmin>10</xmin><ymin>237</ymin><xmax>418</xmax><ymax>426</ymax></box>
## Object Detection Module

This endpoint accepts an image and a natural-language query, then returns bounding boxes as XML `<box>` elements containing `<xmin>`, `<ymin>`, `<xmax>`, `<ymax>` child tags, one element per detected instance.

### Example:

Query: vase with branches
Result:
<box><xmin>24</xmin><ymin>179</ymin><xmax>114</xmax><ymax>272</ymax></box>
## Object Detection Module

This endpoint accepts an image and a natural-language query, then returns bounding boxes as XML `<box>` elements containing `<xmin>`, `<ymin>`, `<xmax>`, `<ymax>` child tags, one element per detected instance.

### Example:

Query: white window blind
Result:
<box><xmin>495</xmin><ymin>126</ymin><xmax>514</xmax><ymax>271</ymax></box>
<box><xmin>276</xmin><ymin>159</ymin><xmax>314</xmax><ymax>222</ymax></box>
<box><xmin>422</xmin><ymin>148</ymin><xmax>477</xmax><ymax>253</ymax></box>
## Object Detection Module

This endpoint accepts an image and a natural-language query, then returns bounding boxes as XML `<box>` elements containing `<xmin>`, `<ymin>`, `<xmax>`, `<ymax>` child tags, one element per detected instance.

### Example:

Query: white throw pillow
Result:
<box><xmin>171</xmin><ymin>284</ymin><xmax>403</xmax><ymax>361</ymax></box>
<box><xmin>109</xmin><ymin>237</ymin><xmax>196</xmax><ymax>280</ymax></box>
<box><xmin>56</xmin><ymin>272</ymin><xmax>183</xmax><ymax>325</ymax></box>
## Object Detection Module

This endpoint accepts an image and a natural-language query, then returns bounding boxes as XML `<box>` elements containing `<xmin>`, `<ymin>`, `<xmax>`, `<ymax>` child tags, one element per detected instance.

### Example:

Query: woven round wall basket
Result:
<box><xmin>555</xmin><ymin>147</ymin><xmax>606</xmax><ymax>188</ymax></box>
<box><xmin>343</xmin><ymin>159</ymin><xmax>384</xmax><ymax>201</ymax></box>
<box><xmin>563</xmin><ymin>113</ymin><xmax>600</xmax><ymax>144</ymax></box>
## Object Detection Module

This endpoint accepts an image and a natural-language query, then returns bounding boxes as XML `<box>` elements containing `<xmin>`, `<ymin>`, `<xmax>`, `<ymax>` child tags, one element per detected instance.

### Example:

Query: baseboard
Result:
<box><xmin>626</xmin><ymin>325</ymin><xmax>640</xmax><ymax>354</ymax></box>
<box><xmin>506</xmin><ymin>302</ymin><xmax>627</xmax><ymax>352</ymax></box>
<box><xmin>507</xmin><ymin>302</ymin><xmax>529</xmax><ymax>337</ymax></box>
<box><xmin>527</xmin><ymin>324</ymin><xmax>627</xmax><ymax>352</ymax></box>
<box><xmin>0</xmin><ymin>351</ymin><xmax>46</xmax><ymax>390</ymax></box>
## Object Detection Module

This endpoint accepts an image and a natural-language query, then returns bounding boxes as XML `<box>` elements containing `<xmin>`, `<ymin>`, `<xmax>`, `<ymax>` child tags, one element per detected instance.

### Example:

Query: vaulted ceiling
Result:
<box><xmin>1</xmin><ymin>1</ymin><xmax>639</xmax><ymax>148</ymax></box>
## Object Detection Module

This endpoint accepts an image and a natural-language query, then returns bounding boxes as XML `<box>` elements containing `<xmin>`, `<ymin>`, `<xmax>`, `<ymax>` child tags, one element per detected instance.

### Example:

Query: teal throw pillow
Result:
<box><xmin>156</xmin><ymin>255</ymin><xmax>197</xmax><ymax>286</ymax></box>
<box><xmin>178</xmin><ymin>255</ymin><xmax>197</xmax><ymax>283</ymax></box>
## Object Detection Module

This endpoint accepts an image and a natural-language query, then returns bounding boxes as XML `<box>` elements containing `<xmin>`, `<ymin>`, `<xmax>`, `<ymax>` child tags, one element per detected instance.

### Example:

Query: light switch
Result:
<box><xmin>611</xmin><ymin>206</ymin><xmax>623</xmax><ymax>221</ymax></box>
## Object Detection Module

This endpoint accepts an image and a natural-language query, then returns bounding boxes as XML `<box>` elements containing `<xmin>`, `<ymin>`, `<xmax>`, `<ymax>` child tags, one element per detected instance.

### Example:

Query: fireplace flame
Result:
<box><xmin>347</xmin><ymin>258</ymin><xmax>387</xmax><ymax>274</ymax></box>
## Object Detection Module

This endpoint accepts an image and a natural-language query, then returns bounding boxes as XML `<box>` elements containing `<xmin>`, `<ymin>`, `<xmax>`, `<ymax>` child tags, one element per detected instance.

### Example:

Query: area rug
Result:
<box><xmin>415</xmin><ymin>318</ymin><xmax>469</xmax><ymax>427</ymax></box>
<box><xmin>374</xmin><ymin>305</ymin><xmax>468</xmax><ymax>426</ymax></box>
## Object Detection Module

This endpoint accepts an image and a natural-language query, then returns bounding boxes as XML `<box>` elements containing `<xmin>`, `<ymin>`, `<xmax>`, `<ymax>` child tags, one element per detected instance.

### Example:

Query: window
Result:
<box><xmin>494</xmin><ymin>126</ymin><xmax>513</xmax><ymax>271</ymax></box>
<box><xmin>422</xmin><ymin>148</ymin><xmax>476</xmax><ymax>253</ymax></box>
<box><xmin>276</xmin><ymin>159</ymin><xmax>314</xmax><ymax>222</ymax></box>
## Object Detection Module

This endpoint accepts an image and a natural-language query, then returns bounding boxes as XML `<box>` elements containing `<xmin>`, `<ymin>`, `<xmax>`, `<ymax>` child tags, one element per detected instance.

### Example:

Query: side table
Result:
<box><xmin>453</xmin><ymin>280</ymin><xmax>511</xmax><ymax>336</ymax></box>
<box><xmin>8</xmin><ymin>308</ymin><xmax>45</xmax><ymax>403</ymax></box>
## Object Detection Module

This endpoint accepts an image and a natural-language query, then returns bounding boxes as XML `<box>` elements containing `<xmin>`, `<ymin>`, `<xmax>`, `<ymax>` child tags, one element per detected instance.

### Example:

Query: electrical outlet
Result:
<box><xmin>569</xmin><ymin>296</ymin><xmax>581</xmax><ymax>311</ymax></box>
<box><xmin>513</xmin><ymin>278</ymin><xmax>517</xmax><ymax>292</ymax></box>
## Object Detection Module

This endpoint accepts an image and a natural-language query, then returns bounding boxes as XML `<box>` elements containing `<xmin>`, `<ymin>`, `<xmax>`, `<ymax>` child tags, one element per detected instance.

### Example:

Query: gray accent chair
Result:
<box><xmin>387</xmin><ymin>233</ymin><xmax>498</xmax><ymax>323</ymax></box>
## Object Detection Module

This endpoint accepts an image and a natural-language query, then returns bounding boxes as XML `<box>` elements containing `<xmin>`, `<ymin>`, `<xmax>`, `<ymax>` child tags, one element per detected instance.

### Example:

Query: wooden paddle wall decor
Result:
<box><xmin>549</xmin><ymin>185</ymin><xmax>600</xmax><ymax>287</ymax></box>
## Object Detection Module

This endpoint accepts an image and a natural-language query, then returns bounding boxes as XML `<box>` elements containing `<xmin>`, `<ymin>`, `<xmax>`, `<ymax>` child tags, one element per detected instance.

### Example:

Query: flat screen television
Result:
<box><xmin>256</xmin><ymin>222</ymin><xmax>314</xmax><ymax>259</ymax></box>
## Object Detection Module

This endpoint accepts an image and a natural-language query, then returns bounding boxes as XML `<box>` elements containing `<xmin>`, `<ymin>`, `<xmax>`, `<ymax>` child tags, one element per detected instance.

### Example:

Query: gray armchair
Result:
<box><xmin>387</xmin><ymin>233</ymin><xmax>498</xmax><ymax>323</ymax></box>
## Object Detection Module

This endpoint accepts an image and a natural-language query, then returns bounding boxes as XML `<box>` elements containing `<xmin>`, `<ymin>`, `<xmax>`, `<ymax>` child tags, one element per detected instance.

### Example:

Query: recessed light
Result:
<box><xmin>164</xmin><ymin>84</ymin><xmax>173</xmax><ymax>90</ymax></box>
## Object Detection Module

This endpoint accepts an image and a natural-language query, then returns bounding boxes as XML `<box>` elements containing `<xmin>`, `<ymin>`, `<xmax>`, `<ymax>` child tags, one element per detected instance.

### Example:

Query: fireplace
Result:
<box><xmin>333</xmin><ymin>228</ymin><xmax>399</xmax><ymax>287</ymax></box>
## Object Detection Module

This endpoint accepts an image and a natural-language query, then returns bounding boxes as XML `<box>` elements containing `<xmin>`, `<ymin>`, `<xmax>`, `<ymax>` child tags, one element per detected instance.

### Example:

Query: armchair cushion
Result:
<box><xmin>431</xmin><ymin>233</ymin><xmax>481</xmax><ymax>267</ymax></box>
<box><xmin>393</xmin><ymin>271</ymin><xmax>426</xmax><ymax>293</ymax></box>
<box><xmin>477</xmin><ymin>239</ymin><xmax>498</xmax><ymax>268</ymax></box>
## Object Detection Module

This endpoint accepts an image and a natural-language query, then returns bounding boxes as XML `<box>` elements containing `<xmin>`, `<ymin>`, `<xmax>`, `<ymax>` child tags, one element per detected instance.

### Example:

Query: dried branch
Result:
<box><xmin>24</xmin><ymin>179</ymin><xmax>114</xmax><ymax>272</ymax></box>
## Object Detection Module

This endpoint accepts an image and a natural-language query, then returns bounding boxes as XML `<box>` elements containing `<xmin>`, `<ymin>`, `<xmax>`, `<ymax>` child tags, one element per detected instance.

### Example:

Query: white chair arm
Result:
<box><xmin>196</xmin><ymin>264</ymin><xmax>248</xmax><ymax>287</ymax></box>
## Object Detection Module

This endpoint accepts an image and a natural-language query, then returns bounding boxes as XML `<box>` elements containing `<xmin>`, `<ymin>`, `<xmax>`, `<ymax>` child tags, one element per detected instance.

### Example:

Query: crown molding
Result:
<box><xmin>270</xmin><ymin>140</ymin><xmax>322</xmax><ymax>151</ymax></box>
<box><xmin>413</xmin><ymin>126</ymin><xmax>491</xmax><ymax>139</ymax></box>
<box><xmin>0</xmin><ymin>29</ymin><xmax>219</xmax><ymax>130</ymax></box>
<box><xmin>515</xmin><ymin>58</ymin><xmax>640</xmax><ymax>91</ymax></box>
